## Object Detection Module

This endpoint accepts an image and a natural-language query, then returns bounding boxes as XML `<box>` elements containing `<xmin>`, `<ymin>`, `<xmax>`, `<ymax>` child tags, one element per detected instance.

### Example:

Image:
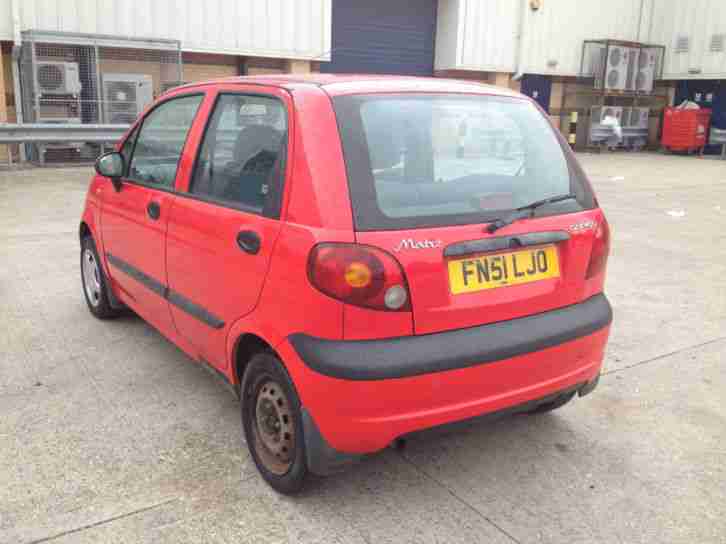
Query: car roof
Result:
<box><xmin>174</xmin><ymin>74</ymin><xmax>524</xmax><ymax>98</ymax></box>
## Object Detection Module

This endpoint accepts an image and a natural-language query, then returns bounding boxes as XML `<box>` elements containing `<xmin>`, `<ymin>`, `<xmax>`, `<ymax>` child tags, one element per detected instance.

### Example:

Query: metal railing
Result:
<box><xmin>0</xmin><ymin>123</ymin><xmax>129</xmax><ymax>144</ymax></box>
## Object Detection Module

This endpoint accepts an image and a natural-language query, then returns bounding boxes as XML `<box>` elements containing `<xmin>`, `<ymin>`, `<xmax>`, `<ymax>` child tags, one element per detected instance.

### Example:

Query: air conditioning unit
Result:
<box><xmin>621</xmin><ymin>107</ymin><xmax>633</xmax><ymax>127</ymax></box>
<box><xmin>591</xmin><ymin>106</ymin><xmax>623</xmax><ymax>124</ymax></box>
<box><xmin>634</xmin><ymin>107</ymin><xmax>649</xmax><ymax>129</ymax></box>
<box><xmin>36</xmin><ymin>61</ymin><xmax>82</xmax><ymax>95</ymax></box>
<box><xmin>102</xmin><ymin>73</ymin><xmax>154</xmax><ymax>124</ymax></box>
<box><xmin>634</xmin><ymin>48</ymin><xmax>657</xmax><ymax>93</ymax></box>
<box><xmin>600</xmin><ymin>46</ymin><xmax>632</xmax><ymax>91</ymax></box>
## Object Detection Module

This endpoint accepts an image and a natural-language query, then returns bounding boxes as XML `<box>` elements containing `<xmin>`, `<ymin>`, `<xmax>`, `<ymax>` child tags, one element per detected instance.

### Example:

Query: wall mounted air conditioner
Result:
<box><xmin>36</xmin><ymin>61</ymin><xmax>82</xmax><ymax>95</ymax></box>
<box><xmin>591</xmin><ymin>106</ymin><xmax>623</xmax><ymax>124</ymax></box>
<box><xmin>102</xmin><ymin>73</ymin><xmax>154</xmax><ymax>124</ymax></box>
<box><xmin>634</xmin><ymin>48</ymin><xmax>657</xmax><ymax>93</ymax></box>
<box><xmin>599</xmin><ymin>46</ymin><xmax>631</xmax><ymax>91</ymax></box>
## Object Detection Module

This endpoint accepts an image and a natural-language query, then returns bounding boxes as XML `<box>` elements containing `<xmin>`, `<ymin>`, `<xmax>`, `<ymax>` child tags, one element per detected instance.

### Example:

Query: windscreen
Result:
<box><xmin>333</xmin><ymin>94</ymin><xmax>593</xmax><ymax>230</ymax></box>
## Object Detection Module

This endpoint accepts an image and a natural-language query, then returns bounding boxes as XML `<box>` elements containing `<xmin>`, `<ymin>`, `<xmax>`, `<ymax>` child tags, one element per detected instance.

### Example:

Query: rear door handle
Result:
<box><xmin>147</xmin><ymin>201</ymin><xmax>161</xmax><ymax>220</ymax></box>
<box><xmin>236</xmin><ymin>230</ymin><xmax>261</xmax><ymax>255</ymax></box>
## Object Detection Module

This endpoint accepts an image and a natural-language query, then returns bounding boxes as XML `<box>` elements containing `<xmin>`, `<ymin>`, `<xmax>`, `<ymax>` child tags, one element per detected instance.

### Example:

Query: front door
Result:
<box><xmin>165</xmin><ymin>89</ymin><xmax>290</xmax><ymax>371</ymax></box>
<box><xmin>101</xmin><ymin>93</ymin><xmax>204</xmax><ymax>336</ymax></box>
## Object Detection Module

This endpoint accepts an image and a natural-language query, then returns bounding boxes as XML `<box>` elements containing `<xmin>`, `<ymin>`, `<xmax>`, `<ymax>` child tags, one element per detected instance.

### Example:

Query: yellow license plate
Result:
<box><xmin>448</xmin><ymin>245</ymin><xmax>560</xmax><ymax>294</ymax></box>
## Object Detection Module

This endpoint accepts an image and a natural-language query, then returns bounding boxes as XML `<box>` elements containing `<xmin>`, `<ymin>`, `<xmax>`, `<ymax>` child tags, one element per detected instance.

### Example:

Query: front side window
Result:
<box><xmin>334</xmin><ymin>94</ymin><xmax>594</xmax><ymax>230</ymax></box>
<box><xmin>190</xmin><ymin>94</ymin><xmax>287</xmax><ymax>215</ymax></box>
<box><xmin>127</xmin><ymin>94</ymin><xmax>203</xmax><ymax>188</ymax></box>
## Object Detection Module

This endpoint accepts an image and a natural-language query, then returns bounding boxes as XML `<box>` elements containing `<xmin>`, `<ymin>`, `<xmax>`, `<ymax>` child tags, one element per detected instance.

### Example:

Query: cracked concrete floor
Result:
<box><xmin>1</xmin><ymin>153</ymin><xmax>725</xmax><ymax>543</ymax></box>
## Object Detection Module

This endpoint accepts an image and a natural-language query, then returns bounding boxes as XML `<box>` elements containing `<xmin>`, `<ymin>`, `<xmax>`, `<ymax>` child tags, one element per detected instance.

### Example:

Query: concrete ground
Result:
<box><xmin>1</xmin><ymin>153</ymin><xmax>724</xmax><ymax>544</ymax></box>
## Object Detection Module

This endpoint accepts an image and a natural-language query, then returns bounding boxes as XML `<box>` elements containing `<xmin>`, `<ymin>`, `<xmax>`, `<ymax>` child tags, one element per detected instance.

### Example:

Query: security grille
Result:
<box><xmin>675</xmin><ymin>36</ymin><xmax>690</xmax><ymax>53</ymax></box>
<box><xmin>20</xmin><ymin>30</ymin><xmax>182</xmax><ymax>164</ymax></box>
<box><xmin>710</xmin><ymin>34</ymin><xmax>725</xmax><ymax>52</ymax></box>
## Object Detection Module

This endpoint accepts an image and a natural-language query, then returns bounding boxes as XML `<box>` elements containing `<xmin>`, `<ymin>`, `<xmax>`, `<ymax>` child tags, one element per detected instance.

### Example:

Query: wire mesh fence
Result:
<box><xmin>19</xmin><ymin>31</ymin><xmax>183</xmax><ymax>164</ymax></box>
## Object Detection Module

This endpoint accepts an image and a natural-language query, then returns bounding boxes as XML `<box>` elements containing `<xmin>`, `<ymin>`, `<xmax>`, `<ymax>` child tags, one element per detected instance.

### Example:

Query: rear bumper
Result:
<box><xmin>280</xmin><ymin>294</ymin><xmax>612</xmax><ymax>464</ymax></box>
<box><xmin>289</xmin><ymin>294</ymin><xmax>612</xmax><ymax>380</ymax></box>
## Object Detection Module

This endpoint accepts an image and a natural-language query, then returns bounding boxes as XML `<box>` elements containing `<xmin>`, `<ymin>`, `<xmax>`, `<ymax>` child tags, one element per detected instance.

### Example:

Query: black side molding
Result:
<box><xmin>106</xmin><ymin>252</ymin><xmax>224</xmax><ymax>330</ymax></box>
<box><xmin>444</xmin><ymin>231</ymin><xmax>570</xmax><ymax>258</ymax></box>
<box><xmin>289</xmin><ymin>294</ymin><xmax>612</xmax><ymax>381</ymax></box>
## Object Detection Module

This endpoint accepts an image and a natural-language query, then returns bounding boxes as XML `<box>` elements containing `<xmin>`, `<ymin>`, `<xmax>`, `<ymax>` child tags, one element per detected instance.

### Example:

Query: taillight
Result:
<box><xmin>308</xmin><ymin>243</ymin><xmax>411</xmax><ymax>311</ymax></box>
<box><xmin>586</xmin><ymin>216</ymin><xmax>611</xmax><ymax>279</ymax></box>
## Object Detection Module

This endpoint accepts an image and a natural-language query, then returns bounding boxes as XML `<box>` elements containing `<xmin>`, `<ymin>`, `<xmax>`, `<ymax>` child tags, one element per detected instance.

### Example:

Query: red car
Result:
<box><xmin>80</xmin><ymin>75</ymin><xmax>611</xmax><ymax>494</ymax></box>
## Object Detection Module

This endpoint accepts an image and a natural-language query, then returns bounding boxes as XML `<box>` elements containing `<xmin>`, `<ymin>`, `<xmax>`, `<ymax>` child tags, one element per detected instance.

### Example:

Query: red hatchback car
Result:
<box><xmin>80</xmin><ymin>75</ymin><xmax>612</xmax><ymax>493</ymax></box>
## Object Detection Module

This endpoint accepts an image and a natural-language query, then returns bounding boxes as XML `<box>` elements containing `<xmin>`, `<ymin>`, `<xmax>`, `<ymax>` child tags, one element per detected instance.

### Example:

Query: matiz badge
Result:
<box><xmin>394</xmin><ymin>238</ymin><xmax>443</xmax><ymax>252</ymax></box>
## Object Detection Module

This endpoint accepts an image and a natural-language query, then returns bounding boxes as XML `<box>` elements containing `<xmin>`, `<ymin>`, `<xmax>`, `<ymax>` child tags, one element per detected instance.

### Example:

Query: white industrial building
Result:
<box><xmin>1</xmin><ymin>0</ymin><xmax>724</xmax><ymax>161</ymax></box>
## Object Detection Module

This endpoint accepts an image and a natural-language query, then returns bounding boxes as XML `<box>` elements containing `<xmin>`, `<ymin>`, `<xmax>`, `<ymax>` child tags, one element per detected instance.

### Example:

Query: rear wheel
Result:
<box><xmin>80</xmin><ymin>236</ymin><xmax>121</xmax><ymax>319</ymax></box>
<box><xmin>241</xmin><ymin>352</ymin><xmax>308</xmax><ymax>494</ymax></box>
<box><xmin>526</xmin><ymin>391</ymin><xmax>576</xmax><ymax>415</ymax></box>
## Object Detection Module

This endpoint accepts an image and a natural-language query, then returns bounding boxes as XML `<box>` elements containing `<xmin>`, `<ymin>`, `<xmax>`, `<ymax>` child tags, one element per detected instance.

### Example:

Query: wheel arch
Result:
<box><xmin>232</xmin><ymin>333</ymin><xmax>277</xmax><ymax>387</ymax></box>
<box><xmin>79</xmin><ymin>221</ymin><xmax>92</xmax><ymax>241</ymax></box>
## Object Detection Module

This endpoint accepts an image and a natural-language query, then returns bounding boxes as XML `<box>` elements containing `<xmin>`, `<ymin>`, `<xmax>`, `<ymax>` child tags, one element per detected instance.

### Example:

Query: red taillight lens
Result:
<box><xmin>586</xmin><ymin>216</ymin><xmax>611</xmax><ymax>279</ymax></box>
<box><xmin>308</xmin><ymin>243</ymin><xmax>411</xmax><ymax>311</ymax></box>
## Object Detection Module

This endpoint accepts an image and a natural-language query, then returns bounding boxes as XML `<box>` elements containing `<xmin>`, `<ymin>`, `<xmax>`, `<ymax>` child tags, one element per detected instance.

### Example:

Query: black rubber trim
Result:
<box><xmin>289</xmin><ymin>294</ymin><xmax>612</xmax><ymax>381</ymax></box>
<box><xmin>167</xmin><ymin>290</ymin><xmax>225</xmax><ymax>329</ymax></box>
<box><xmin>301</xmin><ymin>407</ymin><xmax>364</xmax><ymax>475</ymax></box>
<box><xmin>106</xmin><ymin>252</ymin><xmax>224</xmax><ymax>329</ymax></box>
<box><xmin>444</xmin><ymin>231</ymin><xmax>571</xmax><ymax>258</ymax></box>
<box><xmin>106</xmin><ymin>253</ymin><xmax>166</xmax><ymax>298</ymax></box>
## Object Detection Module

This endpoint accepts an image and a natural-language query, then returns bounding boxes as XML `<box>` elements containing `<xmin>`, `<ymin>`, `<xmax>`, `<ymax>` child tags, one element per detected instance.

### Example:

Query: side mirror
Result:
<box><xmin>95</xmin><ymin>152</ymin><xmax>125</xmax><ymax>192</ymax></box>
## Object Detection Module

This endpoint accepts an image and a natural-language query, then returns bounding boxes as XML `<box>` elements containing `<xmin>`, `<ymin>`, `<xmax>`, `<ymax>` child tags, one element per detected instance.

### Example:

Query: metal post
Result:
<box><xmin>94</xmin><ymin>44</ymin><xmax>103</xmax><ymax>124</ymax></box>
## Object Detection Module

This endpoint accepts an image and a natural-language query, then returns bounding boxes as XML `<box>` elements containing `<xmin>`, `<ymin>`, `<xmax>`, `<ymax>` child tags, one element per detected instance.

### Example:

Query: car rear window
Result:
<box><xmin>333</xmin><ymin>93</ymin><xmax>594</xmax><ymax>231</ymax></box>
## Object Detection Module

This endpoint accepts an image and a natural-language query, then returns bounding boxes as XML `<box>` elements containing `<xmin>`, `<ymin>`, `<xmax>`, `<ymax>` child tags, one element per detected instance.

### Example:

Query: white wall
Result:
<box><xmin>435</xmin><ymin>0</ymin><xmax>519</xmax><ymax>72</ymax></box>
<box><xmin>520</xmin><ymin>0</ymin><xmax>642</xmax><ymax>76</ymax></box>
<box><xmin>645</xmin><ymin>0</ymin><xmax>726</xmax><ymax>79</ymax></box>
<box><xmin>0</xmin><ymin>0</ymin><xmax>331</xmax><ymax>61</ymax></box>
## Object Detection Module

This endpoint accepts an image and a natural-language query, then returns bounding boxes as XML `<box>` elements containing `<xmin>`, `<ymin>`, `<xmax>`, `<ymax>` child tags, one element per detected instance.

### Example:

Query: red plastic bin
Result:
<box><xmin>662</xmin><ymin>107</ymin><xmax>712</xmax><ymax>153</ymax></box>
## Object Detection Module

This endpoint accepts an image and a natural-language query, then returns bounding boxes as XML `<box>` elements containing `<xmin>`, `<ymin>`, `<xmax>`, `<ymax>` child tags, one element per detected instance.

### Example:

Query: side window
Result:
<box><xmin>190</xmin><ymin>94</ymin><xmax>287</xmax><ymax>215</ymax></box>
<box><xmin>128</xmin><ymin>94</ymin><xmax>203</xmax><ymax>188</ymax></box>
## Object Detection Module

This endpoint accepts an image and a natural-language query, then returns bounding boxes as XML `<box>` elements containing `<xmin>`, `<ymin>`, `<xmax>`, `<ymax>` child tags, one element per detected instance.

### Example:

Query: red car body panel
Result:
<box><xmin>277</xmin><ymin>327</ymin><xmax>608</xmax><ymax>453</ymax></box>
<box><xmin>81</xmin><ymin>75</ymin><xmax>612</xmax><ymax>464</ymax></box>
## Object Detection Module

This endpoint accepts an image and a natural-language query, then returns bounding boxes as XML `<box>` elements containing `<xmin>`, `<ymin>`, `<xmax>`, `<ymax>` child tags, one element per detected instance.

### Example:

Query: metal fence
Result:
<box><xmin>17</xmin><ymin>30</ymin><xmax>183</xmax><ymax>164</ymax></box>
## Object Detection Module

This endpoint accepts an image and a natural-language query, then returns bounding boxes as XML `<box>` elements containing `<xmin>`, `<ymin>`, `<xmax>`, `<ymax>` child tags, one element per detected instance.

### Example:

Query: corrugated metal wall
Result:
<box><xmin>435</xmin><ymin>0</ymin><xmax>643</xmax><ymax>76</ymax></box>
<box><xmin>645</xmin><ymin>0</ymin><xmax>726</xmax><ymax>79</ymax></box>
<box><xmin>521</xmin><ymin>0</ymin><xmax>642</xmax><ymax>76</ymax></box>
<box><xmin>0</xmin><ymin>0</ymin><xmax>331</xmax><ymax>61</ymax></box>
<box><xmin>435</xmin><ymin>0</ymin><xmax>519</xmax><ymax>72</ymax></box>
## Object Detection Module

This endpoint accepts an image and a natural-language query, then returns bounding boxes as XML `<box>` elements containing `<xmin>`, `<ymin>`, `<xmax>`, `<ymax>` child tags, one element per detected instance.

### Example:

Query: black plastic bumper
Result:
<box><xmin>290</xmin><ymin>294</ymin><xmax>612</xmax><ymax>381</ymax></box>
<box><xmin>301</xmin><ymin>408</ymin><xmax>364</xmax><ymax>476</ymax></box>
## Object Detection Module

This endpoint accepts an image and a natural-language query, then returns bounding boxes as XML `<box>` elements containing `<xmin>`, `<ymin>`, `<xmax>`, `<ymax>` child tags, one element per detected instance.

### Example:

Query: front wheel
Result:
<box><xmin>241</xmin><ymin>352</ymin><xmax>309</xmax><ymax>494</ymax></box>
<box><xmin>80</xmin><ymin>236</ymin><xmax>121</xmax><ymax>319</ymax></box>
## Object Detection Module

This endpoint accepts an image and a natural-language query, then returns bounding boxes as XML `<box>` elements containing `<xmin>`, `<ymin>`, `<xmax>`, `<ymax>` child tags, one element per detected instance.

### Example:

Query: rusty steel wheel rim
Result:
<box><xmin>252</xmin><ymin>379</ymin><xmax>295</xmax><ymax>475</ymax></box>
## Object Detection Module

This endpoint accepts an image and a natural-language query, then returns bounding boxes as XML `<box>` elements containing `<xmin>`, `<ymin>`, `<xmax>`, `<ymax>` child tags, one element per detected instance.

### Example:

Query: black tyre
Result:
<box><xmin>526</xmin><ymin>391</ymin><xmax>576</xmax><ymax>415</ymax></box>
<box><xmin>241</xmin><ymin>352</ymin><xmax>309</xmax><ymax>494</ymax></box>
<box><xmin>80</xmin><ymin>236</ymin><xmax>121</xmax><ymax>319</ymax></box>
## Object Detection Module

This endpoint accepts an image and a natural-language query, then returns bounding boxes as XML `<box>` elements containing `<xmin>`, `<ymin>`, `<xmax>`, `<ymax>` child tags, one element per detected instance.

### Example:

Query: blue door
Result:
<box><xmin>520</xmin><ymin>74</ymin><xmax>552</xmax><ymax>113</ymax></box>
<box><xmin>320</xmin><ymin>0</ymin><xmax>437</xmax><ymax>76</ymax></box>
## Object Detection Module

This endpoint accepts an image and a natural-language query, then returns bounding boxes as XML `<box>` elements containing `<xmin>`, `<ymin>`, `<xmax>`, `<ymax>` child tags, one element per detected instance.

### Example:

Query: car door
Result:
<box><xmin>165</xmin><ymin>87</ymin><xmax>291</xmax><ymax>371</ymax></box>
<box><xmin>101</xmin><ymin>93</ymin><xmax>205</xmax><ymax>336</ymax></box>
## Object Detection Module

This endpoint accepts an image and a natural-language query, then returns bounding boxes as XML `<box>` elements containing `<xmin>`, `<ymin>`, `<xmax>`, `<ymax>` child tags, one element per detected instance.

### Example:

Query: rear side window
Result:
<box><xmin>333</xmin><ymin>94</ymin><xmax>594</xmax><ymax>230</ymax></box>
<box><xmin>127</xmin><ymin>94</ymin><xmax>203</xmax><ymax>188</ymax></box>
<box><xmin>190</xmin><ymin>94</ymin><xmax>287</xmax><ymax>216</ymax></box>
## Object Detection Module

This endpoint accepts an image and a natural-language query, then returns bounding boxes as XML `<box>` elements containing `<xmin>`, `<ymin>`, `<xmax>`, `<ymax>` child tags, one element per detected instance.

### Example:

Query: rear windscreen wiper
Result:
<box><xmin>486</xmin><ymin>193</ymin><xmax>577</xmax><ymax>234</ymax></box>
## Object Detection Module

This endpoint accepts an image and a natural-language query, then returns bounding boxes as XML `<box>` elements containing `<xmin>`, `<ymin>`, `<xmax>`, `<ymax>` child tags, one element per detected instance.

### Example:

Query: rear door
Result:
<box><xmin>333</xmin><ymin>92</ymin><xmax>602</xmax><ymax>335</ymax></box>
<box><xmin>165</xmin><ymin>87</ymin><xmax>291</xmax><ymax>371</ymax></box>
